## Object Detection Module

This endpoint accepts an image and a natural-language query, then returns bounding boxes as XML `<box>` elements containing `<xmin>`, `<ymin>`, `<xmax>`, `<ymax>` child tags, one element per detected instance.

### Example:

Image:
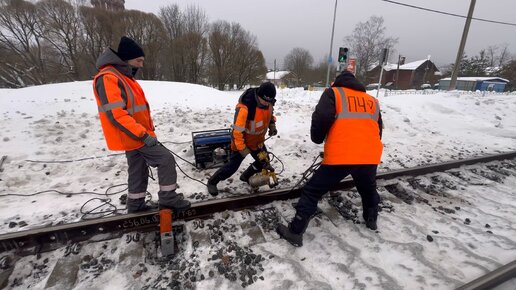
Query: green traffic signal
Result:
<box><xmin>338</xmin><ymin>47</ymin><xmax>348</xmax><ymax>63</ymax></box>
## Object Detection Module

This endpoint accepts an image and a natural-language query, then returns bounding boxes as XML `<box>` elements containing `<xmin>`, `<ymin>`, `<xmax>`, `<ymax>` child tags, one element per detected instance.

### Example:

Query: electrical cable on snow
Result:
<box><xmin>268</xmin><ymin>151</ymin><xmax>285</xmax><ymax>175</ymax></box>
<box><xmin>0</xmin><ymin>183</ymin><xmax>128</xmax><ymax>219</ymax></box>
<box><xmin>24</xmin><ymin>153</ymin><xmax>125</xmax><ymax>163</ymax></box>
<box><xmin>158</xmin><ymin>142</ymin><xmax>208</xmax><ymax>186</ymax></box>
<box><xmin>22</xmin><ymin>138</ymin><xmax>191</xmax><ymax>164</ymax></box>
<box><xmin>0</xmin><ymin>183</ymin><xmax>127</xmax><ymax>197</ymax></box>
<box><xmin>8</xmin><ymin>136</ymin><xmax>315</xmax><ymax>218</ymax></box>
<box><xmin>287</xmin><ymin>154</ymin><xmax>321</xmax><ymax>193</ymax></box>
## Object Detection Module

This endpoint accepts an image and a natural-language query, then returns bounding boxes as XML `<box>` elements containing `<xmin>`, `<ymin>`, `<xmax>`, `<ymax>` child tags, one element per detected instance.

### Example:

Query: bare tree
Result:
<box><xmin>207</xmin><ymin>20</ymin><xmax>264</xmax><ymax>90</ymax></box>
<box><xmin>90</xmin><ymin>0</ymin><xmax>124</xmax><ymax>11</ymax></box>
<box><xmin>231</xmin><ymin>45</ymin><xmax>267</xmax><ymax>89</ymax></box>
<box><xmin>159</xmin><ymin>4</ymin><xmax>209</xmax><ymax>83</ymax></box>
<box><xmin>344</xmin><ymin>15</ymin><xmax>397</xmax><ymax>82</ymax></box>
<box><xmin>0</xmin><ymin>0</ymin><xmax>47</xmax><ymax>86</ymax></box>
<box><xmin>488</xmin><ymin>44</ymin><xmax>511</xmax><ymax>68</ymax></box>
<box><xmin>207</xmin><ymin>21</ymin><xmax>238</xmax><ymax>90</ymax></box>
<box><xmin>37</xmin><ymin>0</ymin><xmax>84</xmax><ymax>80</ymax></box>
<box><xmin>309</xmin><ymin>57</ymin><xmax>336</xmax><ymax>86</ymax></box>
<box><xmin>159</xmin><ymin>4</ymin><xmax>186</xmax><ymax>81</ymax></box>
<box><xmin>500</xmin><ymin>58</ymin><xmax>516</xmax><ymax>91</ymax></box>
<box><xmin>182</xmin><ymin>6</ymin><xmax>209</xmax><ymax>84</ymax></box>
<box><xmin>79</xmin><ymin>6</ymin><xmax>123</xmax><ymax>75</ymax></box>
<box><xmin>0</xmin><ymin>43</ymin><xmax>28</xmax><ymax>87</ymax></box>
<box><xmin>283</xmin><ymin>47</ymin><xmax>314</xmax><ymax>87</ymax></box>
<box><xmin>121</xmin><ymin>9</ymin><xmax>165</xmax><ymax>80</ymax></box>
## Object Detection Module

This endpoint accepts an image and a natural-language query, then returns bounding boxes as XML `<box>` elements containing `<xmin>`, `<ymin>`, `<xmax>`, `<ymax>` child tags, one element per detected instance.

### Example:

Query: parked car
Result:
<box><xmin>420</xmin><ymin>84</ymin><xmax>432</xmax><ymax>90</ymax></box>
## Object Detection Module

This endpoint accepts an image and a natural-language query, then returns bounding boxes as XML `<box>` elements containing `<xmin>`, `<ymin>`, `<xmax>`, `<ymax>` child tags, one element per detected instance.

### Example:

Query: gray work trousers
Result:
<box><xmin>125</xmin><ymin>144</ymin><xmax>177</xmax><ymax>199</ymax></box>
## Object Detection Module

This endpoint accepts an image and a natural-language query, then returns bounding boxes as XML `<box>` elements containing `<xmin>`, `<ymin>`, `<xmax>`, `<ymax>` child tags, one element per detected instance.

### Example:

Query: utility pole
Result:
<box><xmin>273</xmin><ymin>59</ymin><xmax>277</xmax><ymax>86</ymax></box>
<box><xmin>422</xmin><ymin>55</ymin><xmax>431</xmax><ymax>86</ymax></box>
<box><xmin>396</xmin><ymin>54</ymin><xmax>401</xmax><ymax>90</ymax></box>
<box><xmin>376</xmin><ymin>48</ymin><xmax>388</xmax><ymax>98</ymax></box>
<box><xmin>449</xmin><ymin>0</ymin><xmax>476</xmax><ymax>90</ymax></box>
<box><xmin>325</xmin><ymin>0</ymin><xmax>338</xmax><ymax>87</ymax></box>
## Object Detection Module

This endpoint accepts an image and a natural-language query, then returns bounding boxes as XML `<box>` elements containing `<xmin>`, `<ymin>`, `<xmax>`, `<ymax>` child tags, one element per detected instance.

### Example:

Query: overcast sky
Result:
<box><xmin>125</xmin><ymin>0</ymin><xmax>516</xmax><ymax>69</ymax></box>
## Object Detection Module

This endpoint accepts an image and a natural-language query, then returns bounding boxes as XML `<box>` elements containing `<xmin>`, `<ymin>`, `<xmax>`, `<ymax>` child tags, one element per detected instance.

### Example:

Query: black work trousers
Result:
<box><xmin>125</xmin><ymin>144</ymin><xmax>177</xmax><ymax>199</ymax></box>
<box><xmin>211</xmin><ymin>146</ymin><xmax>268</xmax><ymax>182</ymax></box>
<box><xmin>291</xmin><ymin>164</ymin><xmax>379</xmax><ymax>234</ymax></box>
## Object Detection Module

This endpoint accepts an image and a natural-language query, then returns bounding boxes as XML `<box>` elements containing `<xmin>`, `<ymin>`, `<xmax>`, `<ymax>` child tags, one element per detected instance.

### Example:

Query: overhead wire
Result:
<box><xmin>380</xmin><ymin>0</ymin><xmax>516</xmax><ymax>27</ymax></box>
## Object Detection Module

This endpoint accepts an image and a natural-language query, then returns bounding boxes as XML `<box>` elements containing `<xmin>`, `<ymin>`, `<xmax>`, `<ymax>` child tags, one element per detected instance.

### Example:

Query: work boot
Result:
<box><xmin>158</xmin><ymin>191</ymin><xmax>191</xmax><ymax>213</ymax></box>
<box><xmin>239</xmin><ymin>165</ymin><xmax>259</xmax><ymax>183</ymax></box>
<box><xmin>276</xmin><ymin>223</ymin><xmax>303</xmax><ymax>247</ymax></box>
<box><xmin>207</xmin><ymin>175</ymin><xmax>220</xmax><ymax>196</ymax></box>
<box><xmin>127</xmin><ymin>198</ymin><xmax>158</xmax><ymax>213</ymax></box>
<box><xmin>363</xmin><ymin>208</ymin><xmax>378</xmax><ymax>231</ymax></box>
<box><xmin>365</xmin><ymin>218</ymin><xmax>378</xmax><ymax>231</ymax></box>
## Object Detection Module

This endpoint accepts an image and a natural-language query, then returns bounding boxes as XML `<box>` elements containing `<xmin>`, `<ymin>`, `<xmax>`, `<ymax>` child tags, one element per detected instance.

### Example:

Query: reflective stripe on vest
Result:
<box><xmin>334</xmin><ymin>87</ymin><xmax>380</xmax><ymax>121</ymax></box>
<box><xmin>245</xmin><ymin>108</ymin><xmax>273</xmax><ymax>135</ymax></box>
<box><xmin>322</xmin><ymin>87</ymin><xmax>383</xmax><ymax>165</ymax></box>
<box><xmin>98</xmin><ymin>67</ymin><xmax>148</xmax><ymax>115</ymax></box>
<box><xmin>232</xmin><ymin>124</ymin><xmax>246</xmax><ymax>132</ymax></box>
<box><xmin>98</xmin><ymin>101</ymin><xmax>125</xmax><ymax>112</ymax></box>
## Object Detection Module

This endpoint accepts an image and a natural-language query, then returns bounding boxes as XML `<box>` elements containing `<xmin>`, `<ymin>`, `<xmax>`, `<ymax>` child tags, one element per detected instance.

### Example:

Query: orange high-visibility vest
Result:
<box><xmin>93</xmin><ymin>65</ymin><xmax>155</xmax><ymax>151</ymax></box>
<box><xmin>231</xmin><ymin>97</ymin><xmax>274</xmax><ymax>151</ymax></box>
<box><xmin>322</xmin><ymin>87</ymin><xmax>383</xmax><ymax>165</ymax></box>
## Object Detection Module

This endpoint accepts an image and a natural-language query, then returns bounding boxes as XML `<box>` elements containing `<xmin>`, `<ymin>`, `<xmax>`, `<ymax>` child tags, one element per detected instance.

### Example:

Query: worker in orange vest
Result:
<box><xmin>92</xmin><ymin>36</ymin><xmax>190</xmax><ymax>213</ymax></box>
<box><xmin>277</xmin><ymin>70</ymin><xmax>383</xmax><ymax>247</ymax></box>
<box><xmin>207</xmin><ymin>82</ymin><xmax>277</xmax><ymax>196</ymax></box>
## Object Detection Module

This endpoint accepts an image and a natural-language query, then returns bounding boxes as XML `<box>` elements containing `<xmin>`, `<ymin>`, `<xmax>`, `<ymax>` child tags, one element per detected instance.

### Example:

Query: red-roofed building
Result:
<box><xmin>368</xmin><ymin>59</ymin><xmax>441</xmax><ymax>90</ymax></box>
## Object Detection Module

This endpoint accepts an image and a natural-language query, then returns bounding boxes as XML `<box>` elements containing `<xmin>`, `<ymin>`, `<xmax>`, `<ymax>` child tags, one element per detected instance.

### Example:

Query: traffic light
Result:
<box><xmin>338</xmin><ymin>47</ymin><xmax>348</xmax><ymax>63</ymax></box>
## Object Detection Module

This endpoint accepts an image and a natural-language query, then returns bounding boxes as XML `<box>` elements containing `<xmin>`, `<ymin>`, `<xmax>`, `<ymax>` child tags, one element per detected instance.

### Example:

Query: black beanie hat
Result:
<box><xmin>117</xmin><ymin>36</ymin><xmax>145</xmax><ymax>61</ymax></box>
<box><xmin>257</xmin><ymin>82</ymin><xmax>276</xmax><ymax>103</ymax></box>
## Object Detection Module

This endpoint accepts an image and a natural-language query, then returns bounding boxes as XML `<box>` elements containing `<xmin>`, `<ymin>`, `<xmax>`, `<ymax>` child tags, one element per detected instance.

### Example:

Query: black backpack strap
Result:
<box><xmin>239</xmin><ymin>88</ymin><xmax>257</xmax><ymax>121</ymax></box>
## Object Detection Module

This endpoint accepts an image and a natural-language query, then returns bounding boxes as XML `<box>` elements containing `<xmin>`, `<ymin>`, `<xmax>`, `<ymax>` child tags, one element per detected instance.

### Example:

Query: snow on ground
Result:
<box><xmin>1</xmin><ymin>81</ymin><xmax>516</xmax><ymax>289</ymax></box>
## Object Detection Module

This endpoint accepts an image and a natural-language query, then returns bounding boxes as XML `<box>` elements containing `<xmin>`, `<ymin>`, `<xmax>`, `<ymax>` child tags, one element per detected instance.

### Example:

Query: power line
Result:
<box><xmin>380</xmin><ymin>0</ymin><xmax>516</xmax><ymax>27</ymax></box>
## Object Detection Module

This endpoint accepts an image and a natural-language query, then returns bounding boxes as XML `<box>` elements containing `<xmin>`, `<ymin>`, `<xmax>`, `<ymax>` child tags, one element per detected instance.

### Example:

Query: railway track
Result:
<box><xmin>1</xmin><ymin>151</ymin><xmax>516</xmax><ymax>289</ymax></box>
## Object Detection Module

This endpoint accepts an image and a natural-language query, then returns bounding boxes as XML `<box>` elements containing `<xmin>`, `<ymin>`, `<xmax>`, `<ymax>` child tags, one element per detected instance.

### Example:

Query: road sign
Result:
<box><xmin>347</xmin><ymin>58</ymin><xmax>357</xmax><ymax>74</ymax></box>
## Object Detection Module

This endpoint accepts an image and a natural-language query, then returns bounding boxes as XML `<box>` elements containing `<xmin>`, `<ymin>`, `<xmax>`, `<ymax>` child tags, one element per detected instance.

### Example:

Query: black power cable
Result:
<box><xmin>158</xmin><ymin>142</ymin><xmax>208</xmax><ymax>186</ymax></box>
<box><xmin>0</xmin><ymin>183</ymin><xmax>128</xmax><ymax>220</ymax></box>
<box><xmin>287</xmin><ymin>154</ymin><xmax>322</xmax><ymax>193</ymax></box>
<box><xmin>4</xmin><ymin>136</ymin><xmax>313</xmax><ymax>221</ymax></box>
<box><xmin>24</xmin><ymin>153</ymin><xmax>125</xmax><ymax>163</ymax></box>
<box><xmin>268</xmin><ymin>151</ymin><xmax>285</xmax><ymax>175</ymax></box>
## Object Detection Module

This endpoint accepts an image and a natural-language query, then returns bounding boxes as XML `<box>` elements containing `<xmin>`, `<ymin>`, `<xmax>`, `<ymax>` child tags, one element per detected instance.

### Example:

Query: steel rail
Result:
<box><xmin>456</xmin><ymin>260</ymin><xmax>516</xmax><ymax>290</ymax></box>
<box><xmin>1</xmin><ymin>151</ymin><xmax>515</xmax><ymax>257</ymax></box>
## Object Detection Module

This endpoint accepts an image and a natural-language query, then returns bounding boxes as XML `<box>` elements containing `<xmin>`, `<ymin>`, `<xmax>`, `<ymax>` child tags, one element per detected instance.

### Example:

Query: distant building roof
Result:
<box><xmin>440</xmin><ymin>77</ymin><xmax>509</xmax><ymax>83</ymax></box>
<box><xmin>369</xmin><ymin>59</ymin><xmax>438</xmax><ymax>72</ymax></box>
<box><xmin>266</xmin><ymin>71</ymin><xmax>289</xmax><ymax>80</ymax></box>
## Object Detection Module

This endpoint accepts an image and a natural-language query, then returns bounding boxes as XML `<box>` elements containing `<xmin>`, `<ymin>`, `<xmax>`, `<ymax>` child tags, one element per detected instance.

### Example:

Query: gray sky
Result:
<box><xmin>125</xmin><ymin>0</ymin><xmax>516</xmax><ymax>69</ymax></box>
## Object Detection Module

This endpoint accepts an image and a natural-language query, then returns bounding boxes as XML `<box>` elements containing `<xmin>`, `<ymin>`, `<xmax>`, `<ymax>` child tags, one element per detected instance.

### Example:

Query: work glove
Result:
<box><xmin>268</xmin><ymin>123</ymin><xmax>278</xmax><ymax>136</ymax></box>
<box><xmin>239</xmin><ymin>147</ymin><xmax>251</xmax><ymax>157</ymax></box>
<box><xmin>142</xmin><ymin>133</ymin><xmax>158</xmax><ymax>147</ymax></box>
